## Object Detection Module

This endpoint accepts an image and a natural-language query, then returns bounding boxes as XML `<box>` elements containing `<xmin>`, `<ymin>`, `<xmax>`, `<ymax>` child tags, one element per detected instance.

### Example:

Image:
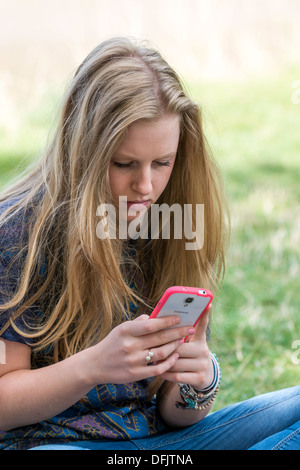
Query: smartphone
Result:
<box><xmin>149</xmin><ymin>286</ymin><xmax>213</xmax><ymax>328</ymax></box>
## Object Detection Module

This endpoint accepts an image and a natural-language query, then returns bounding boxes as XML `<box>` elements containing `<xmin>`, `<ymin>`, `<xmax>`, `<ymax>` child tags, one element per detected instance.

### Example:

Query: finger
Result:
<box><xmin>143</xmin><ymin>352</ymin><xmax>180</xmax><ymax>377</ymax></box>
<box><xmin>164</xmin><ymin>354</ymin><xmax>206</xmax><ymax>372</ymax></box>
<box><xmin>134</xmin><ymin>314</ymin><xmax>149</xmax><ymax>321</ymax></box>
<box><xmin>129</xmin><ymin>316</ymin><xmax>195</xmax><ymax>348</ymax></box>
<box><xmin>145</xmin><ymin>324</ymin><xmax>196</xmax><ymax>349</ymax></box>
<box><xmin>129</xmin><ymin>315</ymin><xmax>182</xmax><ymax>336</ymax></box>
<box><xmin>160</xmin><ymin>370</ymin><xmax>198</xmax><ymax>384</ymax></box>
<box><xmin>142</xmin><ymin>339</ymin><xmax>180</xmax><ymax>365</ymax></box>
<box><xmin>189</xmin><ymin>304</ymin><xmax>211</xmax><ymax>342</ymax></box>
<box><xmin>175</xmin><ymin>340</ymin><xmax>206</xmax><ymax>358</ymax></box>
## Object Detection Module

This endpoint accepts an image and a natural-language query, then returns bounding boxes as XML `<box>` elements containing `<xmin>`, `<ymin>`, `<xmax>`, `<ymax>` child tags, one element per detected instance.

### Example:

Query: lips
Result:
<box><xmin>127</xmin><ymin>200</ymin><xmax>149</xmax><ymax>210</ymax></box>
<box><xmin>127</xmin><ymin>200</ymin><xmax>150</xmax><ymax>205</ymax></box>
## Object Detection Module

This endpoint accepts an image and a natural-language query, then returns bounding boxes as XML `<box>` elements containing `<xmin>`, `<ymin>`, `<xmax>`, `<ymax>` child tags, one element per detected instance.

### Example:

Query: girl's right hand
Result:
<box><xmin>84</xmin><ymin>314</ymin><xmax>195</xmax><ymax>386</ymax></box>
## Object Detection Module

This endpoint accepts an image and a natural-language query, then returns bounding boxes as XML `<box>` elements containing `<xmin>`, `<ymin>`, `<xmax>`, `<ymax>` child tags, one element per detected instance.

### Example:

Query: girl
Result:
<box><xmin>0</xmin><ymin>37</ymin><xmax>299</xmax><ymax>450</ymax></box>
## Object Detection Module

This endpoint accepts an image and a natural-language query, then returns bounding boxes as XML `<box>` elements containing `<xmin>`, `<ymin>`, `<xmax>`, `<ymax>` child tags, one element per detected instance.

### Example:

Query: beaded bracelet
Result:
<box><xmin>175</xmin><ymin>352</ymin><xmax>221</xmax><ymax>410</ymax></box>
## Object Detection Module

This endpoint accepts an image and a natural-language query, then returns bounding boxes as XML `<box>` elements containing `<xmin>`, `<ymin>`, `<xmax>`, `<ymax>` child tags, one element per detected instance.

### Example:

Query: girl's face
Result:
<box><xmin>109</xmin><ymin>114</ymin><xmax>180</xmax><ymax>222</ymax></box>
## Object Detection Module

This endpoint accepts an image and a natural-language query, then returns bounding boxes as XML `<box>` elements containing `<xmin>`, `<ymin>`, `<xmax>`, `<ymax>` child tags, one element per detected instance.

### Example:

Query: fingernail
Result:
<box><xmin>179</xmin><ymin>338</ymin><xmax>185</xmax><ymax>344</ymax></box>
<box><xmin>188</xmin><ymin>328</ymin><xmax>195</xmax><ymax>334</ymax></box>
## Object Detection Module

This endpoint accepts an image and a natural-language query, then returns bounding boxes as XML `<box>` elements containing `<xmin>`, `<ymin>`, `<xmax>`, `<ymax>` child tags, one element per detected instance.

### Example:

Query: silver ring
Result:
<box><xmin>146</xmin><ymin>351</ymin><xmax>154</xmax><ymax>363</ymax></box>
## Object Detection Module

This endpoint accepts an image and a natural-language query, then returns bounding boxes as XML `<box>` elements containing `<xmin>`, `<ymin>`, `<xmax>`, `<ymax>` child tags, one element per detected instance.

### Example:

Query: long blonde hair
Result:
<box><xmin>0</xmin><ymin>37</ymin><xmax>228</xmax><ymax>369</ymax></box>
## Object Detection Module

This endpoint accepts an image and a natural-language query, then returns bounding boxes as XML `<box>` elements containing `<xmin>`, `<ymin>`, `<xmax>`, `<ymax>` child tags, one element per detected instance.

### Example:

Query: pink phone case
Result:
<box><xmin>149</xmin><ymin>286</ymin><xmax>213</xmax><ymax>328</ymax></box>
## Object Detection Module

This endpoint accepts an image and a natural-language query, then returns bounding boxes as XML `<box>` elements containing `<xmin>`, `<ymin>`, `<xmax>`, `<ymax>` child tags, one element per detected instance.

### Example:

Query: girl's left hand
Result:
<box><xmin>159</xmin><ymin>305</ymin><xmax>214</xmax><ymax>390</ymax></box>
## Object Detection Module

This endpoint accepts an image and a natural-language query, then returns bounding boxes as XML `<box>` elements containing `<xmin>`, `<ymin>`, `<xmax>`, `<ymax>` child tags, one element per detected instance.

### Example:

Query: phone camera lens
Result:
<box><xmin>185</xmin><ymin>297</ymin><xmax>194</xmax><ymax>303</ymax></box>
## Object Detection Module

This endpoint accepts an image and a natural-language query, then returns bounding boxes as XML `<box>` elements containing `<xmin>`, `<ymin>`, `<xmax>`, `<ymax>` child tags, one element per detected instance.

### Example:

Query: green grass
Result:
<box><xmin>1</xmin><ymin>69</ymin><xmax>300</xmax><ymax>410</ymax></box>
<box><xmin>188</xmin><ymin>69</ymin><xmax>300</xmax><ymax>408</ymax></box>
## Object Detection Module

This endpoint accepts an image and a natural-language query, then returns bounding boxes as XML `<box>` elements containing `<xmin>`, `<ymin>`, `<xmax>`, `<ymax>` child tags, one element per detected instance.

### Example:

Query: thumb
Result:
<box><xmin>189</xmin><ymin>303</ymin><xmax>212</xmax><ymax>342</ymax></box>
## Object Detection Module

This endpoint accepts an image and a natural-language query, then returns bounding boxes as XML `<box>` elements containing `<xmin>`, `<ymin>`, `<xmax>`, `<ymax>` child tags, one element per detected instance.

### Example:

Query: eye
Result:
<box><xmin>112</xmin><ymin>161</ymin><xmax>132</xmax><ymax>168</ymax></box>
<box><xmin>154</xmin><ymin>161</ymin><xmax>171</xmax><ymax>167</ymax></box>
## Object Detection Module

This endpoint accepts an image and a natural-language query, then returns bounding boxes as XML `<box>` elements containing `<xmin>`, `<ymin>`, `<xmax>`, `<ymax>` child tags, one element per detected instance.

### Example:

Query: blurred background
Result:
<box><xmin>1</xmin><ymin>0</ymin><xmax>300</xmax><ymax>408</ymax></box>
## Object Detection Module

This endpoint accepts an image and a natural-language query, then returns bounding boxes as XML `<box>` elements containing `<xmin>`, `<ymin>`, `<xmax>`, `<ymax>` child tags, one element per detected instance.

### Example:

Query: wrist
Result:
<box><xmin>194</xmin><ymin>351</ymin><xmax>215</xmax><ymax>391</ymax></box>
<box><xmin>195</xmin><ymin>353</ymin><xmax>220</xmax><ymax>393</ymax></box>
<box><xmin>74</xmin><ymin>346</ymin><xmax>100</xmax><ymax>389</ymax></box>
<box><xmin>176</xmin><ymin>352</ymin><xmax>221</xmax><ymax>410</ymax></box>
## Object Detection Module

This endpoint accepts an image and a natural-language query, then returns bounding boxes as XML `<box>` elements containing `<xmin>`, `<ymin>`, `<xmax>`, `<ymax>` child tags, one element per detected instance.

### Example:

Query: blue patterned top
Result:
<box><xmin>0</xmin><ymin>197</ymin><xmax>166</xmax><ymax>450</ymax></box>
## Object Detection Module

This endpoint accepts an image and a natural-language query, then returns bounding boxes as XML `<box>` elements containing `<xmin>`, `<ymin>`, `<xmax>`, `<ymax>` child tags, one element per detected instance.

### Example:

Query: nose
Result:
<box><xmin>131</xmin><ymin>165</ymin><xmax>153</xmax><ymax>195</ymax></box>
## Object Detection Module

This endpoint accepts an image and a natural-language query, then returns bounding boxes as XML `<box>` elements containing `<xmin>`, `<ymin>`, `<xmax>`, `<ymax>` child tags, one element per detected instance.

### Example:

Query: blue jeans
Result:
<box><xmin>30</xmin><ymin>386</ymin><xmax>300</xmax><ymax>450</ymax></box>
